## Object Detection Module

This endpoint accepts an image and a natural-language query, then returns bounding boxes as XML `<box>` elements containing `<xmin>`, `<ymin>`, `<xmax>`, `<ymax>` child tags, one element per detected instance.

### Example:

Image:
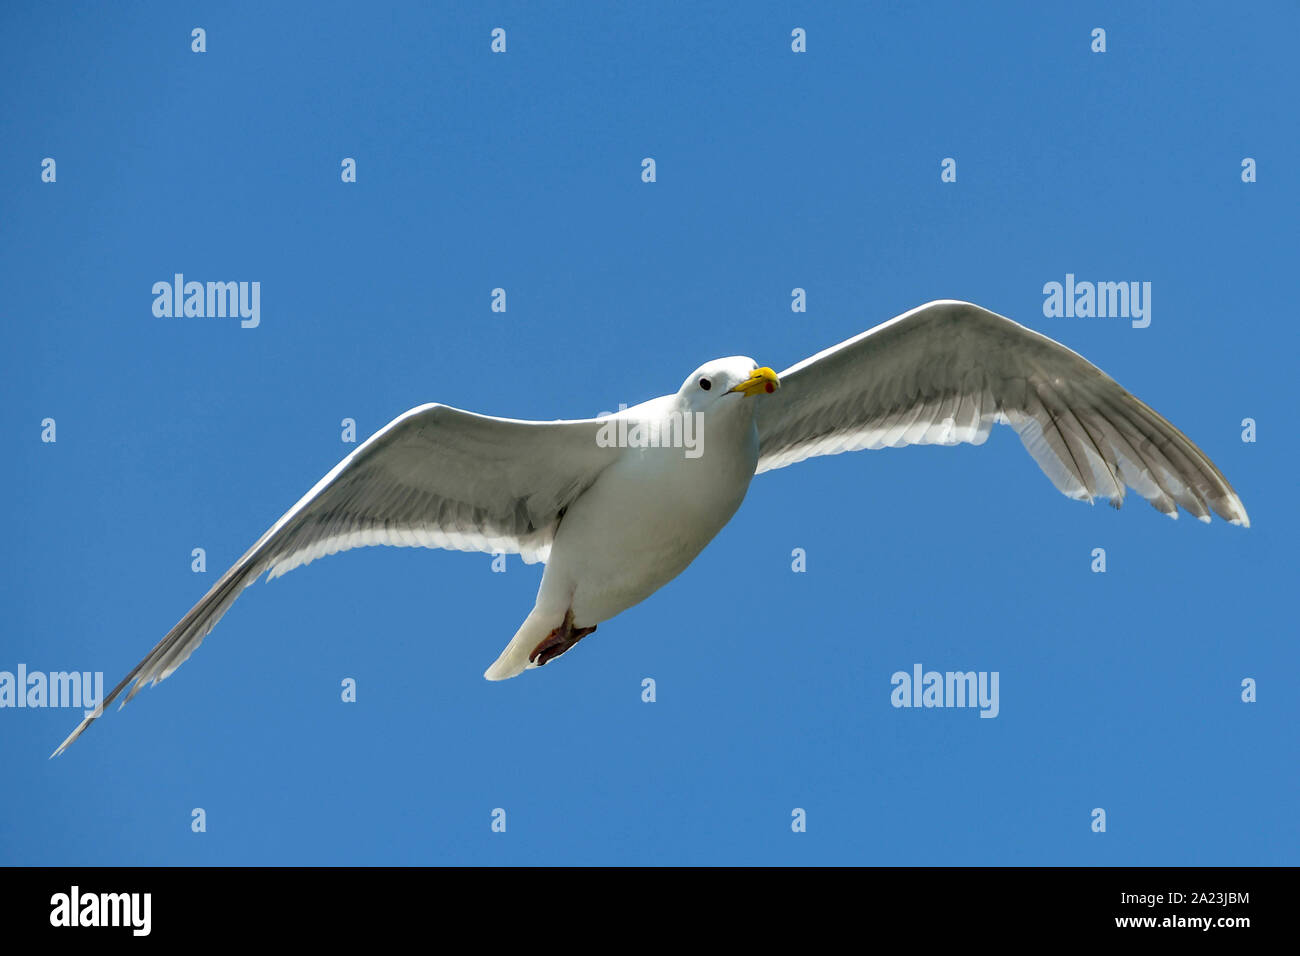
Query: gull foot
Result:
<box><xmin>529</xmin><ymin>609</ymin><xmax>597</xmax><ymax>666</ymax></box>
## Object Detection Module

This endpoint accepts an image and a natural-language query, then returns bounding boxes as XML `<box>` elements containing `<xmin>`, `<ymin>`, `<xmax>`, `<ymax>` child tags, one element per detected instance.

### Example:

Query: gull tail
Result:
<box><xmin>484</xmin><ymin>608</ymin><xmax>561</xmax><ymax>681</ymax></box>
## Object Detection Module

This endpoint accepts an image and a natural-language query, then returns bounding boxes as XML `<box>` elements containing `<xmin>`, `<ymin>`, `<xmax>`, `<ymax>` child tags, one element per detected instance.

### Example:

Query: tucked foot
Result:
<box><xmin>529</xmin><ymin>609</ymin><xmax>597</xmax><ymax>666</ymax></box>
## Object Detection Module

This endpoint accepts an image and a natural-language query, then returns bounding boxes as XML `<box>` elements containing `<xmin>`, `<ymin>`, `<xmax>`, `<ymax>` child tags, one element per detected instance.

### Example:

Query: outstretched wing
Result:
<box><xmin>755</xmin><ymin>300</ymin><xmax>1249</xmax><ymax>526</ymax></box>
<box><xmin>54</xmin><ymin>404</ymin><xmax>616</xmax><ymax>755</ymax></box>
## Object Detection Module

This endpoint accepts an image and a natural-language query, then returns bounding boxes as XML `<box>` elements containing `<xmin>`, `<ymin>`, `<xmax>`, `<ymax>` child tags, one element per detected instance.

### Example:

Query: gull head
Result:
<box><xmin>677</xmin><ymin>357</ymin><xmax>780</xmax><ymax>411</ymax></box>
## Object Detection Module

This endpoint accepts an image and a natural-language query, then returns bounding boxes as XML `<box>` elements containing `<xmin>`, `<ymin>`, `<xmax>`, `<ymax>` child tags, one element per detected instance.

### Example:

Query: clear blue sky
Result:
<box><xmin>3</xmin><ymin>1</ymin><xmax>1295</xmax><ymax>865</ymax></box>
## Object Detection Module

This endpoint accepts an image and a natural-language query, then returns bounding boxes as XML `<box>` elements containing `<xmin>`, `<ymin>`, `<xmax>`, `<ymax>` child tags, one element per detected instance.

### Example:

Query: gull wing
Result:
<box><xmin>53</xmin><ymin>404</ymin><xmax>616</xmax><ymax>755</ymax></box>
<box><xmin>754</xmin><ymin>300</ymin><xmax>1249</xmax><ymax>526</ymax></box>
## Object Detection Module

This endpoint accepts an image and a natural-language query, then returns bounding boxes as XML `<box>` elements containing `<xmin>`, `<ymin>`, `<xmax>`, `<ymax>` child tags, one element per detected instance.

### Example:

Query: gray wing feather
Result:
<box><xmin>53</xmin><ymin>404</ymin><xmax>615</xmax><ymax>755</ymax></box>
<box><xmin>755</xmin><ymin>300</ymin><xmax>1249</xmax><ymax>526</ymax></box>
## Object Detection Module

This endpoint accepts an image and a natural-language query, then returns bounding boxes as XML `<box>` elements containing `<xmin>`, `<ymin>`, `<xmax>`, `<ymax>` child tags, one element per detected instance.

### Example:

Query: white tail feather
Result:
<box><xmin>483</xmin><ymin>608</ymin><xmax>562</xmax><ymax>681</ymax></box>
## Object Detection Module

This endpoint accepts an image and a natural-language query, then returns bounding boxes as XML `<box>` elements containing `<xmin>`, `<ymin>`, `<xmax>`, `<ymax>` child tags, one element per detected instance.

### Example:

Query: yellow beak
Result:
<box><xmin>728</xmin><ymin>366</ymin><xmax>774</xmax><ymax>395</ymax></box>
<box><xmin>727</xmin><ymin>366</ymin><xmax>781</xmax><ymax>397</ymax></box>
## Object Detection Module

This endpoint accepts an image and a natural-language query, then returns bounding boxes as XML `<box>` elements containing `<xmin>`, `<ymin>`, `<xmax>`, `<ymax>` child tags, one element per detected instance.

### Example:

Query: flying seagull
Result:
<box><xmin>52</xmin><ymin>300</ymin><xmax>1248</xmax><ymax>755</ymax></box>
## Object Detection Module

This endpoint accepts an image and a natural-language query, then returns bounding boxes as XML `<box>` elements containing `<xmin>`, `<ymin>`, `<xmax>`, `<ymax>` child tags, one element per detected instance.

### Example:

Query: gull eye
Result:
<box><xmin>698</xmin><ymin>377</ymin><xmax>712</xmax><ymax>391</ymax></box>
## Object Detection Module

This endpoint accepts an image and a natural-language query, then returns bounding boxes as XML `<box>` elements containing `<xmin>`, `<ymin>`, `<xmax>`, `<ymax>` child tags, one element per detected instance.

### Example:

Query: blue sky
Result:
<box><xmin>2</xmin><ymin>1</ymin><xmax>1295</xmax><ymax>865</ymax></box>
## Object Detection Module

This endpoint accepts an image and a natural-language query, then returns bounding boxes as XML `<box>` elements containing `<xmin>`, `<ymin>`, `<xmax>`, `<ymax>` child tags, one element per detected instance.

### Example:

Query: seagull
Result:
<box><xmin>52</xmin><ymin>300</ymin><xmax>1249</xmax><ymax>755</ymax></box>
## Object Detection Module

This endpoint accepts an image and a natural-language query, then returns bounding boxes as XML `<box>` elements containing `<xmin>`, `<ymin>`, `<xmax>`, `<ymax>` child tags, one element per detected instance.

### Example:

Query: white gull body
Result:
<box><xmin>490</xmin><ymin>374</ymin><xmax>762</xmax><ymax>678</ymax></box>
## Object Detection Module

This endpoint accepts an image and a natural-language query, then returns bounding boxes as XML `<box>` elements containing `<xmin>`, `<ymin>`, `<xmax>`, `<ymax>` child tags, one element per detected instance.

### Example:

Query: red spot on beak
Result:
<box><xmin>765</xmin><ymin>382</ymin><xmax>775</xmax><ymax>393</ymax></box>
